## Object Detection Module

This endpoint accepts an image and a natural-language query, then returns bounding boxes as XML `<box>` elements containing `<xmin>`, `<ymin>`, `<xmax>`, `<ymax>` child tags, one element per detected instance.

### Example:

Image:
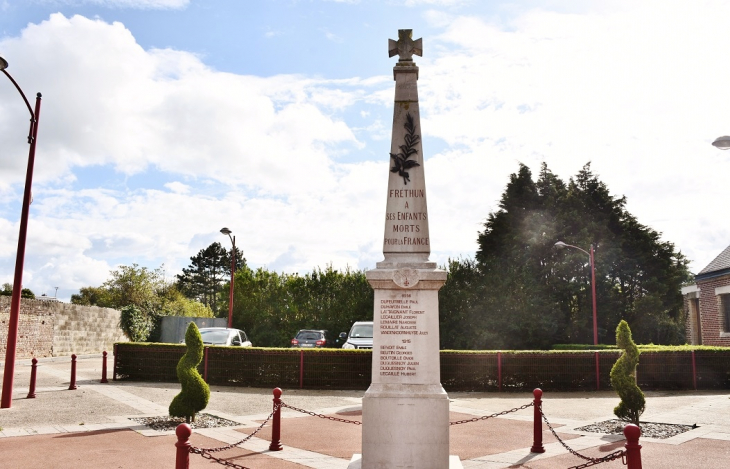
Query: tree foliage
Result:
<box><xmin>230</xmin><ymin>264</ymin><xmax>373</xmax><ymax>347</ymax></box>
<box><xmin>176</xmin><ymin>242</ymin><xmax>244</xmax><ymax>315</ymax></box>
<box><xmin>610</xmin><ymin>320</ymin><xmax>645</xmax><ymax>425</ymax></box>
<box><xmin>1</xmin><ymin>283</ymin><xmax>36</xmax><ymax>299</ymax></box>
<box><xmin>72</xmin><ymin>263</ymin><xmax>213</xmax><ymax>342</ymax></box>
<box><xmin>439</xmin><ymin>163</ymin><xmax>691</xmax><ymax>349</ymax></box>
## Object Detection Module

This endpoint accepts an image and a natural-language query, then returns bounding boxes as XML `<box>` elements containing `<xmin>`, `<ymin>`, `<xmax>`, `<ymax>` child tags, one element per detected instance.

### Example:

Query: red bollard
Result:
<box><xmin>531</xmin><ymin>388</ymin><xmax>545</xmax><ymax>453</ymax></box>
<box><xmin>624</xmin><ymin>424</ymin><xmax>642</xmax><ymax>469</ymax></box>
<box><xmin>269</xmin><ymin>387</ymin><xmax>283</xmax><ymax>451</ymax></box>
<box><xmin>27</xmin><ymin>358</ymin><xmax>38</xmax><ymax>398</ymax></box>
<box><xmin>175</xmin><ymin>423</ymin><xmax>192</xmax><ymax>469</ymax></box>
<box><xmin>68</xmin><ymin>354</ymin><xmax>77</xmax><ymax>390</ymax></box>
<box><xmin>101</xmin><ymin>351</ymin><xmax>108</xmax><ymax>383</ymax></box>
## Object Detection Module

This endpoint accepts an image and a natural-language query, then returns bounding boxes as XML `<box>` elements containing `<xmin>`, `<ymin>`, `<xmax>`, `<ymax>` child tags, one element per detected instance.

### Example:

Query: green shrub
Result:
<box><xmin>119</xmin><ymin>305</ymin><xmax>152</xmax><ymax>342</ymax></box>
<box><xmin>169</xmin><ymin>323</ymin><xmax>210</xmax><ymax>422</ymax></box>
<box><xmin>610</xmin><ymin>320</ymin><xmax>645</xmax><ymax>425</ymax></box>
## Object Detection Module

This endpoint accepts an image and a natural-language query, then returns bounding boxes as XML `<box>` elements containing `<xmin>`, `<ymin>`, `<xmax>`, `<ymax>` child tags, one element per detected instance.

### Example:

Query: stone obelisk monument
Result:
<box><xmin>353</xmin><ymin>29</ymin><xmax>454</xmax><ymax>469</ymax></box>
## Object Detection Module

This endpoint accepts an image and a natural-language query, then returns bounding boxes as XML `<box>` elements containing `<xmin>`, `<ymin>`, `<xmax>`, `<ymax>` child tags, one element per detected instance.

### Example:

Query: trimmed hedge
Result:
<box><xmin>113</xmin><ymin>344</ymin><xmax>730</xmax><ymax>392</ymax></box>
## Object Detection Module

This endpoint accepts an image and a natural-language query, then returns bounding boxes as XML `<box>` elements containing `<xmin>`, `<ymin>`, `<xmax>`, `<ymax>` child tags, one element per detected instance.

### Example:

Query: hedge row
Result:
<box><xmin>113</xmin><ymin>344</ymin><xmax>730</xmax><ymax>392</ymax></box>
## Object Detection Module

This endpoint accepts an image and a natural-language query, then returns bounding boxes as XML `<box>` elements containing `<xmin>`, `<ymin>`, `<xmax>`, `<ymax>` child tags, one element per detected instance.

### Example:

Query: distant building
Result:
<box><xmin>37</xmin><ymin>293</ymin><xmax>60</xmax><ymax>302</ymax></box>
<box><xmin>682</xmin><ymin>244</ymin><xmax>730</xmax><ymax>346</ymax></box>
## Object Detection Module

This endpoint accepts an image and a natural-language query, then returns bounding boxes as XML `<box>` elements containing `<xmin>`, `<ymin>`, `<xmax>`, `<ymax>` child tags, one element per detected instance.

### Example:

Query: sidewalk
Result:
<box><xmin>0</xmin><ymin>354</ymin><xmax>729</xmax><ymax>468</ymax></box>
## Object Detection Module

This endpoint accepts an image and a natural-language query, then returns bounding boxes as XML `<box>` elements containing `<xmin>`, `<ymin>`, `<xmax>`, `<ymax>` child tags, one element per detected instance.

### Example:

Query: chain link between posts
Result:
<box><xmin>280</xmin><ymin>401</ymin><xmax>363</xmax><ymax>425</ymax></box>
<box><xmin>187</xmin><ymin>403</ymin><xmax>281</xmax><ymax>469</ymax></box>
<box><xmin>539</xmin><ymin>407</ymin><xmax>626</xmax><ymax>468</ymax></box>
<box><xmin>449</xmin><ymin>401</ymin><xmax>534</xmax><ymax>425</ymax></box>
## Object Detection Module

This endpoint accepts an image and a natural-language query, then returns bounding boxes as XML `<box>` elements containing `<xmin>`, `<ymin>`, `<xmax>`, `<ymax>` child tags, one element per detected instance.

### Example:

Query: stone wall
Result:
<box><xmin>0</xmin><ymin>296</ymin><xmax>128</xmax><ymax>358</ymax></box>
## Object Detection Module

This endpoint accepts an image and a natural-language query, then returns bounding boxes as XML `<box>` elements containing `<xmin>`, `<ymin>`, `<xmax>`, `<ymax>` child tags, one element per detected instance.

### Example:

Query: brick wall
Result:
<box><xmin>692</xmin><ymin>274</ymin><xmax>730</xmax><ymax>347</ymax></box>
<box><xmin>0</xmin><ymin>296</ymin><xmax>128</xmax><ymax>358</ymax></box>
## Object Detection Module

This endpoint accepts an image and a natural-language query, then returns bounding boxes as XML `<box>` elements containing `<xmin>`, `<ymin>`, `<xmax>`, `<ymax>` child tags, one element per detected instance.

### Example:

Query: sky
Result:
<box><xmin>1</xmin><ymin>0</ymin><xmax>729</xmax><ymax>302</ymax></box>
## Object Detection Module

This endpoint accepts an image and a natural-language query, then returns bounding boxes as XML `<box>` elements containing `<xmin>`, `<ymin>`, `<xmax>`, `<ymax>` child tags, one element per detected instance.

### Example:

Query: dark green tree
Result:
<box><xmin>176</xmin><ymin>242</ymin><xmax>244</xmax><ymax>315</ymax></box>
<box><xmin>230</xmin><ymin>265</ymin><xmax>373</xmax><ymax>347</ymax></box>
<box><xmin>440</xmin><ymin>162</ymin><xmax>691</xmax><ymax>349</ymax></box>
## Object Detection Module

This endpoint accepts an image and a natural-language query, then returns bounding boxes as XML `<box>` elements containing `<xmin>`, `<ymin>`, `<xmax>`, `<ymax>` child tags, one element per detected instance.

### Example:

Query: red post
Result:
<box><xmin>269</xmin><ymin>387</ymin><xmax>283</xmax><ymax>451</ymax></box>
<box><xmin>497</xmin><ymin>352</ymin><xmax>502</xmax><ymax>392</ymax></box>
<box><xmin>68</xmin><ymin>354</ymin><xmax>77</xmax><ymax>390</ymax></box>
<box><xmin>623</xmin><ymin>424</ymin><xmax>642</xmax><ymax>469</ymax></box>
<box><xmin>101</xmin><ymin>351</ymin><xmax>108</xmax><ymax>383</ymax></box>
<box><xmin>590</xmin><ymin>244</ymin><xmax>598</xmax><ymax>346</ymax></box>
<box><xmin>0</xmin><ymin>90</ymin><xmax>42</xmax><ymax>409</ymax></box>
<box><xmin>175</xmin><ymin>423</ymin><xmax>192</xmax><ymax>469</ymax></box>
<box><xmin>531</xmin><ymin>388</ymin><xmax>545</xmax><ymax>453</ymax></box>
<box><xmin>27</xmin><ymin>358</ymin><xmax>37</xmax><ymax>398</ymax></box>
<box><xmin>691</xmin><ymin>350</ymin><xmax>697</xmax><ymax>390</ymax></box>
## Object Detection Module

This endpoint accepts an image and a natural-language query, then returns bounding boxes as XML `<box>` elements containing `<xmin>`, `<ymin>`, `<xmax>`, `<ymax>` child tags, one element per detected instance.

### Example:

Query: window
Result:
<box><xmin>723</xmin><ymin>295</ymin><xmax>730</xmax><ymax>333</ymax></box>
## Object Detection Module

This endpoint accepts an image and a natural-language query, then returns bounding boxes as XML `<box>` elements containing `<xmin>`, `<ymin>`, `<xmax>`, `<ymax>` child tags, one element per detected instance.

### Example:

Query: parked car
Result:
<box><xmin>197</xmin><ymin>327</ymin><xmax>252</xmax><ymax>347</ymax></box>
<box><xmin>290</xmin><ymin>329</ymin><xmax>331</xmax><ymax>348</ymax></box>
<box><xmin>340</xmin><ymin>321</ymin><xmax>373</xmax><ymax>349</ymax></box>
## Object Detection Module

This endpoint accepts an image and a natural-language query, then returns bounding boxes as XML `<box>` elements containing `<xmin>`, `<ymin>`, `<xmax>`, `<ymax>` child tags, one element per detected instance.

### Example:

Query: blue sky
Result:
<box><xmin>1</xmin><ymin>0</ymin><xmax>729</xmax><ymax>301</ymax></box>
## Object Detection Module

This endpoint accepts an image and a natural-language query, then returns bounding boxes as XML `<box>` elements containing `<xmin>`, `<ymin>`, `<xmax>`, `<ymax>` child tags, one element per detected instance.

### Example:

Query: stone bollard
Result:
<box><xmin>175</xmin><ymin>423</ymin><xmax>192</xmax><ymax>469</ymax></box>
<box><xmin>101</xmin><ymin>351</ymin><xmax>108</xmax><ymax>383</ymax></box>
<box><xmin>624</xmin><ymin>424</ymin><xmax>642</xmax><ymax>469</ymax></box>
<box><xmin>27</xmin><ymin>358</ymin><xmax>38</xmax><ymax>398</ymax></box>
<box><xmin>530</xmin><ymin>388</ymin><xmax>545</xmax><ymax>453</ymax></box>
<box><xmin>269</xmin><ymin>387</ymin><xmax>283</xmax><ymax>451</ymax></box>
<box><xmin>68</xmin><ymin>354</ymin><xmax>77</xmax><ymax>390</ymax></box>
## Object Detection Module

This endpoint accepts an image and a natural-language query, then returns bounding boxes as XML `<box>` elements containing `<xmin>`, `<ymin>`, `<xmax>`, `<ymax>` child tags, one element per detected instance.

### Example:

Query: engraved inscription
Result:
<box><xmin>378</xmin><ymin>293</ymin><xmax>424</xmax><ymax>377</ymax></box>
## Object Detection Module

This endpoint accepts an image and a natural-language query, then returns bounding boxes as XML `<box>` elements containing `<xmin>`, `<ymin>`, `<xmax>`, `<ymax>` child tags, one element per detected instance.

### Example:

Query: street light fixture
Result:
<box><xmin>554</xmin><ymin>241</ymin><xmax>598</xmax><ymax>346</ymax></box>
<box><xmin>711</xmin><ymin>135</ymin><xmax>730</xmax><ymax>149</ymax></box>
<box><xmin>220</xmin><ymin>227</ymin><xmax>236</xmax><ymax>329</ymax></box>
<box><xmin>1</xmin><ymin>56</ymin><xmax>43</xmax><ymax>408</ymax></box>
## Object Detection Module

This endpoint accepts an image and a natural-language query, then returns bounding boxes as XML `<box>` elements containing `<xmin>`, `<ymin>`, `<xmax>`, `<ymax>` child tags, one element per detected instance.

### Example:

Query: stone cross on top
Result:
<box><xmin>388</xmin><ymin>29</ymin><xmax>422</xmax><ymax>62</ymax></box>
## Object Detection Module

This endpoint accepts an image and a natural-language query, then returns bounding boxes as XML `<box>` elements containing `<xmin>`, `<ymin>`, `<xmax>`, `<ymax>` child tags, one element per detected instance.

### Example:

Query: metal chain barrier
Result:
<box><xmin>186</xmin><ymin>403</ymin><xmax>281</xmax><ymax>469</ymax></box>
<box><xmin>450</xmin><ymin>402</ymin><xmax>534</xmax><ymax>425</ymax></box>
<box><xmin>540</xmin><ymin>407</ymin><xmax>625</xmax><ymax>468</ymax></box>
<box><xmin>280</xmin><ymin>401</ymin><xmax>363</xmax><ymax>425</ymax></box>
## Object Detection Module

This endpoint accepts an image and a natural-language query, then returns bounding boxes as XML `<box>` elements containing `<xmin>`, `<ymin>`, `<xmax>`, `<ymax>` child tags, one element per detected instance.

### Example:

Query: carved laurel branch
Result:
<box><xmin>390</xmin><ymin>112</ymin><xmax>421</xmax><ymax>185</ymax></box>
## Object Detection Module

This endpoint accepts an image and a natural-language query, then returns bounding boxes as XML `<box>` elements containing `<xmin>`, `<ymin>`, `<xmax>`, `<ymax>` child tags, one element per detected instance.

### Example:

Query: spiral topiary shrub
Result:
<box><xmin>610</xmin><ymin>320</ymin><xmax>645</xmax><ymax>426</ymax></box>
<box><xmin>169</xmin><ymin>322</ymin><xmax>210</xmax><ymax>422</ymax></box>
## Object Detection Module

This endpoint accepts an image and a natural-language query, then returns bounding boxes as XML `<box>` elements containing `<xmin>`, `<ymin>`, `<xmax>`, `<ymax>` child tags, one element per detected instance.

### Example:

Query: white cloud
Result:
<box><xmin>48</xmin><ymin>0</ymin><xmax>189</xmax><ymax>8</ymax></box>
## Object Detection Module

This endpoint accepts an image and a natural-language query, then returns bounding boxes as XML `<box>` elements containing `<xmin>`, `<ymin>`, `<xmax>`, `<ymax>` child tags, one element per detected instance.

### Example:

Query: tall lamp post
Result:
<box><xmin>220</xmin><ymin>228</ymin><xmax>235</xmax><ymax>329</ymax></box>
<box><xmin>1</xmin><ymin>57</ymin><xmax>42</xmax><ymax>409</ymax></box>
<box><xmin>554</xmin><ymin>241</ymin><xmax>598</xmax><ymax>346</ymax></box>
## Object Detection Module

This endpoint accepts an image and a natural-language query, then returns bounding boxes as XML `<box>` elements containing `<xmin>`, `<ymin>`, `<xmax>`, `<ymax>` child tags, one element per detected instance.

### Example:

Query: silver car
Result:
<box><xmin>340</xmin><ymin>321</ymin><xmax>373</xmax><ymax>349</ymax></box>
<box><xmin>198</xmin><ymin>327</ymin><xmax>252</xmax><ymax>347</ymax></box>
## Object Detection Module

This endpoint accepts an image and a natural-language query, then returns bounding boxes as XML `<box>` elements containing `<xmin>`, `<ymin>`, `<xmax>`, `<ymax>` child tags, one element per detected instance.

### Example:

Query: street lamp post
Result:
<box><xmin>220</xmin><ymin>228</ymin><xmax>235</xmax><ymax>329</ymax></box>
<box><xmin>1</xmin><ymin>57</ymin><xmax>43</xmax><ymax>409</ymax></box>
<box><xmin>554</xmin><ymin>241</ymin><xmax>598</xmax><ymax>346</ymax></box>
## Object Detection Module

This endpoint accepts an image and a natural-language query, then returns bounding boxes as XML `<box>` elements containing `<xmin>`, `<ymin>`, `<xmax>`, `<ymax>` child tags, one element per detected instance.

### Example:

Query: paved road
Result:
<box><xmin>1</xmin><ymin>354</ymin><xmax>729</xmax><ymax>468</ymax></box>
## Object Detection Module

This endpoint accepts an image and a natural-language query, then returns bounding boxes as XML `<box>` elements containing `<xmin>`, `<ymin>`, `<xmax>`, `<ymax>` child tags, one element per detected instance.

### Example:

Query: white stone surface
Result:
<box><xmin>359</xmin><ymin>29</ymin><xmax>451</xmax><ymax>469</ymax></box>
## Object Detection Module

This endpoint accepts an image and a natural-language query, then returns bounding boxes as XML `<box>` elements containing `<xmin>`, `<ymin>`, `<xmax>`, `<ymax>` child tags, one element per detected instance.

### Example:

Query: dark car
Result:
<box><xmin>198</xmin><ymin>327</ymin><xmax>252</xmax><ymax>347</ymax></box>
<box><xmin>291</xmin><ymin>329</ymin><xmax>331</xmax><ymax>348</ymax></box>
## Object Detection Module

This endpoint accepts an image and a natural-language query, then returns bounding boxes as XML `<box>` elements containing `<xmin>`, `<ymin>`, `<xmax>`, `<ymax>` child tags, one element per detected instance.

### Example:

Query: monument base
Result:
<box><xmin>347</xmin><ymin>454</ymin><xmax>463</xmax><ymax>469</ymax></box>
<box><xmin>359</xmin><ymin>383</ymin><xmax>451</xmax><ymax>469</ymax></box>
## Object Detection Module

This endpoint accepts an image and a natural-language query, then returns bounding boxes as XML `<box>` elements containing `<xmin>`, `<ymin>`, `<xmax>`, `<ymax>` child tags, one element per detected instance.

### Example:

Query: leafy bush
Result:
<box><xmin>119</xmin><ymin>305</ymin><xmax>152</xmax><ymax>342</ymax></box>
<box><xmin>610</xmin><ymin>320</ymin><xmax>645</xmax><ymax>425</ymax></box>
<box><xmin>169</xmin><ymin>322</ymin><xmax>210</xmax><ymax>422</ymax></box>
